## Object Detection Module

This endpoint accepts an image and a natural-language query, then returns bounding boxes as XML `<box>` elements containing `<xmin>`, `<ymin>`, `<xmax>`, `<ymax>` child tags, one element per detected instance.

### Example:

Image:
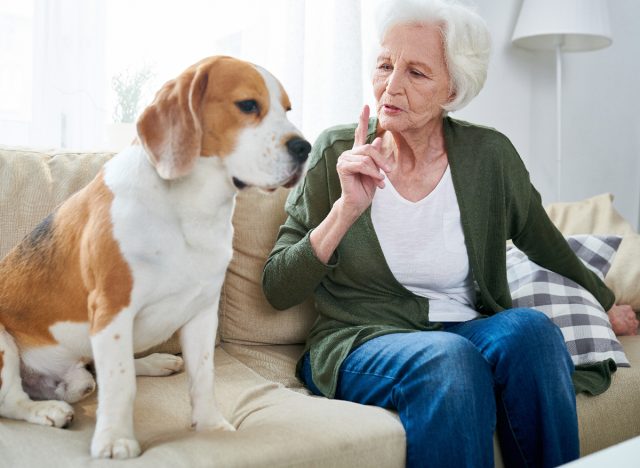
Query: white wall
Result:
<box><xmin>451</xmin><ymin>0</ymin><xmax>532</xmax><ymax>166</ymax></box>
<box><xmin>558</xmin><ymin>0</ymin><xmax>640</xmax><ymax>228</ymax></box>
<box><xmin>454</xmin><ymin>0</ymin><xmax>640</xmax><ymax>228</ymax></box>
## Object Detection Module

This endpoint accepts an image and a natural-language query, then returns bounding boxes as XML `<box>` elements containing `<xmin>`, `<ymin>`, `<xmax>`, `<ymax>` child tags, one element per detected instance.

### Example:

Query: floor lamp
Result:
<box><xmin>512</xmin><ymin>0</ymin><xmax>612</xmax><ymax>202</ymax></box>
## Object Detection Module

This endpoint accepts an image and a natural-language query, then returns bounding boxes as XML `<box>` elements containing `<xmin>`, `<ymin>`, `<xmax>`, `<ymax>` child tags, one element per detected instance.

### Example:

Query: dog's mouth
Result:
<box><xmin>282</xmin><ymin>171</ymin><xmax>302</xmax><ymax>188</ymax></box>
<box><xmin>232</xmin><ymin>177</ymin><xmax>249</xmax><ymax>190</ymax></box>
<box><xmin>232</xmin><ymin>167</ymin><xmax>304</xmax><ymax>192</ymax></box>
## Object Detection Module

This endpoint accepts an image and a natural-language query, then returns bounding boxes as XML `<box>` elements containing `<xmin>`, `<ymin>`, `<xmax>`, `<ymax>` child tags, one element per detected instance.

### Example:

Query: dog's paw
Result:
<box><xmin>134</xmin><ymin>353</ymin><xmax>184</xmax><ymax>377</ymax></box>
<box><xmin>25</xmin><ymin>400</ymin><xmax>74</xmax><ymax>428</ymax></box>
<box><xmin>91</xmin><ymin>434</ymin><xmax>141</xmax><ymax>459</ymax></box>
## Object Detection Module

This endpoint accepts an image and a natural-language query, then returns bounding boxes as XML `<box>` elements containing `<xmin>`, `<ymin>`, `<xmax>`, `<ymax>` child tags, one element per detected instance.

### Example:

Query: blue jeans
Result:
<box><xmin>301</xmin><ymin>309</ymin><xmax>579</xmax><ymax>468</ymax></box>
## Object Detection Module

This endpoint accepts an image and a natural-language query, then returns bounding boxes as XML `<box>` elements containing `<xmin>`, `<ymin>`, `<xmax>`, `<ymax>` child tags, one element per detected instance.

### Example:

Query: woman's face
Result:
<box><xmin>373</xmin><ymin>22</ymin><xmax>453</xmax><ymax>135</ymax></box>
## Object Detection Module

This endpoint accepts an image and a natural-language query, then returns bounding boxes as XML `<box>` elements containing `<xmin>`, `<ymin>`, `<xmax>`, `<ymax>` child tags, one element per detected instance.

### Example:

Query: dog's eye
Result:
<box><xmin>236</xmin><ymin>100</ymin><xmax>260</xmax><ymax>115</ymax></box>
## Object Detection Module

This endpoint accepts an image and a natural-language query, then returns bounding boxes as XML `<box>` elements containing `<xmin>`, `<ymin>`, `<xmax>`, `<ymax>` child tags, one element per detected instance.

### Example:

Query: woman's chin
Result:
<box><xmin>377</xmin><ymin>115</ymin><xmax>407</xmax><ymax>133</ymax></box>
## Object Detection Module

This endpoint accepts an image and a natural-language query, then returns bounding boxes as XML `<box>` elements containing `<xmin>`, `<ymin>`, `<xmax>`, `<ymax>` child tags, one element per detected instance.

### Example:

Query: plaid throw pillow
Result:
<box><xmin>506</xmin><ymin>235</ymin><xmax>629</xmax><ymax>367</ymax></box>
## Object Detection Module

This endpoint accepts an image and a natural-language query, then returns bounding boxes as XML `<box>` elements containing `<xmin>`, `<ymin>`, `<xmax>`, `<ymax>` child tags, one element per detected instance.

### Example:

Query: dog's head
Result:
<box><xmin>137</xmin><ymin>56</ymin><xmax>310</xmax><ymax>189</ymax></box>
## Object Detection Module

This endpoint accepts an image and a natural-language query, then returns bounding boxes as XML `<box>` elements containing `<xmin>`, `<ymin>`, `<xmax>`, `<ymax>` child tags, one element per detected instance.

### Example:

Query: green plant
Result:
<box><xmin>111</xmin><ymin>65</ymin><xmax>154</xmax><ymax>123</ymax></box>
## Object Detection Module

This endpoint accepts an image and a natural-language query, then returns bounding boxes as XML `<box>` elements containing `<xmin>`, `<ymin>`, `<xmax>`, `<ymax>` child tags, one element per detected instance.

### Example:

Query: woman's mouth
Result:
<box><xmin>382</xmin><ymin>104</ymin><xmax>402</xmax><ymax>115</ymax></box>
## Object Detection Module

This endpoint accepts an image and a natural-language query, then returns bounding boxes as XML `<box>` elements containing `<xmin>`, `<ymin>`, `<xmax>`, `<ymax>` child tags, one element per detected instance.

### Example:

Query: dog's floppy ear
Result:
<box><xmin>136</xmin><ymin>64</ymin><xmax>209</xmax><ymax>180</ymax></box>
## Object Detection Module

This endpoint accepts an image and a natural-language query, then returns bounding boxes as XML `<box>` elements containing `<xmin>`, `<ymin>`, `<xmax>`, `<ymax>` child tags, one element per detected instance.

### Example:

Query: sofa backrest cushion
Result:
<box><xmin>545</xmin><ymin>193</ymin><xmax>636</xmax><ymax>237</ymax></box>
<box><xmin>219</xmin><ymin>187</ymin><xmax>317</xmax><ymax>345</ymax></box>
<box><xmin>605</xmin><ymin>234</ymin><xmax>640</xmax><ymax>311</ymax></box>
<box><xmin>545</xmin><ymin>192</ymin><xmax>640</xmax><ymax>312</ymax></box>
<box><xmin>0</xmin><ymin>146</ymin><xmax>115</xmax><ymax>258</ymax></box>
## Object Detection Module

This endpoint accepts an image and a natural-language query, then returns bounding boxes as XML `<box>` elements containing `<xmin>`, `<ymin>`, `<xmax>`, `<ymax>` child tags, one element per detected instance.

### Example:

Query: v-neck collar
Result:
<box><xmin>381</xmin><ymin>164</ymin><xmax>451</xmax><ymax>206</ymax></box>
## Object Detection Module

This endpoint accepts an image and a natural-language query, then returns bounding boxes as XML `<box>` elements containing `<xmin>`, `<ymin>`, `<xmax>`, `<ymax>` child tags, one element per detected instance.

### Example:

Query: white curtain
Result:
<box><xmin>0</xmin><ymin>0</ymin><xmax>374</xmax><ymax>150</ymax></box>
<box><xmin>301</xmin><ymin>0</ymin><xmax>365</xmax><ymax>141</ymax></box>
<box><xmin>213</xmin><ymin>0</ymin><xmax>370</xmax><ymax>143</ymax></box>
<box><xmin>31</xmin><ymin>0</ymin><xmax>107</xmax><ymax>149</ymax></box>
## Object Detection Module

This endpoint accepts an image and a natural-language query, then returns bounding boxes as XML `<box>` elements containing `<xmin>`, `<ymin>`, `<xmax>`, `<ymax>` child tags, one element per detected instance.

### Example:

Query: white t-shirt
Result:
<box><xmin>370</xmin><ymin>166</ymin><xmax>480</xmax><ymax>322</ymax></box>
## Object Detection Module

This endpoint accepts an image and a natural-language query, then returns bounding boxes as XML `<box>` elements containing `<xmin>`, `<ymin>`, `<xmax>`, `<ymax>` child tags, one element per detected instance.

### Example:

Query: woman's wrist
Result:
<box><xmin>333</xmin><ymin>197</ymin><xmax>364</xmax><ymax>225</ymax></box>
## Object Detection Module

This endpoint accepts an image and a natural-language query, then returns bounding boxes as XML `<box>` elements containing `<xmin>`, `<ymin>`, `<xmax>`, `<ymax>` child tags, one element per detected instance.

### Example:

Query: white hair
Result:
<box><xmin>372</xmin><ymin>0</ymin><xmax>491</xmax><ymax>113</ymax></box>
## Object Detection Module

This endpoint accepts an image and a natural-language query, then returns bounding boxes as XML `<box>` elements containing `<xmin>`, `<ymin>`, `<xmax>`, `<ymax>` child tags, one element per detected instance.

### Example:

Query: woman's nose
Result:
<box><xmin>385</xmin><ymin>69</ymin><xmax>404</xmax><ymax>95</ymax></box>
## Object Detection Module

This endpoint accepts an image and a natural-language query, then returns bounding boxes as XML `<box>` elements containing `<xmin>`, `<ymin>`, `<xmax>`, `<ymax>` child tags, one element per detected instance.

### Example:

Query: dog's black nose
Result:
<box><xmin>286</xmin><ymin>137</ymin><xmax>311</xmax><ymax>163</ymax></box>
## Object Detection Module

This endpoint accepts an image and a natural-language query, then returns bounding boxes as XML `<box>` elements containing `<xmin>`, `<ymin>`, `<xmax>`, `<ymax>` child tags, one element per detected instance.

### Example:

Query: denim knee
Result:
<box><xmin>505</xmin><ymin>308</ymin><xmax>563</xmax><ymax>341</ymax></box>
<box><xmin>337</xmin><ymin>332</ymin><xmax>494</xmax><ymax>399</ymax></box>
<box><xmin>396</xmin><ymin>333</ymin><xmax>493</xmax><ymax>396</ymax></box>
<box><xmin>496</xmin><ymin>308</ymin><xmax>571</xmax><ymax>364</ymax></box>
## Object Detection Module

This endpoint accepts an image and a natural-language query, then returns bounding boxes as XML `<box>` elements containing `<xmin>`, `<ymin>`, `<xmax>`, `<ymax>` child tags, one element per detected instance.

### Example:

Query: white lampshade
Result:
<box><xmin>512</xmin><ymin>0</ymin><xmax>612</xmax><ymax>52</ymax></box>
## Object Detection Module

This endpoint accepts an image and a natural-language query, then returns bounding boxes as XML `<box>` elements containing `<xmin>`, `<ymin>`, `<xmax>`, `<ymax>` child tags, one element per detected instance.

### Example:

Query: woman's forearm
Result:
<box><xmin>310</xmin><ymin>197</ymin><xmax>360</xmax><ymax>264</ymax></box>
<box><xmin>262</xmin><ymin>198</ymin><xmax>360</xmax><ymax>310</ymax></box>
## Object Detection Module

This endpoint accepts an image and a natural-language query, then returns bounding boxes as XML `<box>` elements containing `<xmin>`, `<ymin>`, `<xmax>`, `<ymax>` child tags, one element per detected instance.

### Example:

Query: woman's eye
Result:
<box><xmin>378</xmin><ymin>63</ymin><xmax>392</xmax><ymax>71</ymax></box>
<box><xmin>235</xmin><ymin>100</ymin><xmax>260</xmax><ymax>114</ymax></box>
<box><xmin>411</xmin><ymin>70</ymin><xmax>425</xmax><ymax>77</ymax></box>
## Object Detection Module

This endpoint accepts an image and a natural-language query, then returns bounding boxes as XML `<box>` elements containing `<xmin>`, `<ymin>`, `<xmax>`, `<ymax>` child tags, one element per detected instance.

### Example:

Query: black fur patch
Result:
<box><xmin>25</xmin><ymin>213</ymin><xmax>55</xmax><ymax>248</ymax></box>
<box><xmin>16</xmin><ymin>212</ymin><xmax>56</xmax><ymax>265</ymax></box>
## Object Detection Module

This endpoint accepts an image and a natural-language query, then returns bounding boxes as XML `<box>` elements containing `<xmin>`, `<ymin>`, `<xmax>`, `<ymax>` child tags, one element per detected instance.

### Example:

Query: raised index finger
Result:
<box><xmin>353</xmin><ymin>105</ymin><xmax>370</xmax><ymax>148</ymax></box>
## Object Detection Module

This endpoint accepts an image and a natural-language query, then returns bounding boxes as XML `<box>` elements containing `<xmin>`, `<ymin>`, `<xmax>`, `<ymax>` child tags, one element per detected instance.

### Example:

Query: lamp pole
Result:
<box><xmin>512</xmin><ymin>0</ymin><xmax>613</xmax><ymax>204</ymax></box>
<box><xmin>555</xmin><ymin>42</ymin><xmax>563</xmax><ymax>202</ymax></box>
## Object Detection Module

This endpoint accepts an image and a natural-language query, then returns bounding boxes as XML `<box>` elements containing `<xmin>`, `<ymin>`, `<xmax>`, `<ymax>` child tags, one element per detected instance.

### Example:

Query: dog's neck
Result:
<box><xmin>104</xmin><ymin>146</ymin><xmax>237</xmax><ymax>240</ymax></box>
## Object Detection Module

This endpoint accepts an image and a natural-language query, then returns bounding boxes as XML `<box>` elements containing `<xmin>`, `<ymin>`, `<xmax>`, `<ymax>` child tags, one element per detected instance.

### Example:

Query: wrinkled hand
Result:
<box><xmin>336</xmin><ymin>105</ymin><xmax>393</xmax><ymax>219</ymax></box>
<box><xmin>607</xmin><ymin>304</ymin><xmax>639</xmax><ymax>336</ymax></box>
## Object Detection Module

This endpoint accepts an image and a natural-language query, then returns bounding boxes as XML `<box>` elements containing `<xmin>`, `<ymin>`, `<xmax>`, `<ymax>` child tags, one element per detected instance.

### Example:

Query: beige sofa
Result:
<box><xmin>0</xmin><ymin>145</ymin><xmax>639</xmax><ymax>468</ymax></box>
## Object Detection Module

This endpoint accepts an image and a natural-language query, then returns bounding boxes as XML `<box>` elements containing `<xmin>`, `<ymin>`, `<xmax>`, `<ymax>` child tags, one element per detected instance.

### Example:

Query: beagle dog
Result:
<box><xmin>0</xmin><ymin>56</ymin><xmax>310</xmax><ymax>459</ymax></box>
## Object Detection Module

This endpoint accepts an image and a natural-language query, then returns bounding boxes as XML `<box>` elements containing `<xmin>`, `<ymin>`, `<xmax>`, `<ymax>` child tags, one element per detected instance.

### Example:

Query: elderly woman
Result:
<box><xmin>262</xmin><ymin>0</ymin><xmax>625</xmax><ymax>466</ymax></box>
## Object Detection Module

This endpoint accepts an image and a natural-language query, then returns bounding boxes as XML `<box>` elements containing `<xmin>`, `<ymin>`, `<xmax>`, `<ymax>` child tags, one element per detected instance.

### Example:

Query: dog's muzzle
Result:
<box><xmin>286</xmin><ymin>137</ymin><xmax>311</xmax><ymax>163</ymax></box>
<box><xmin>232</xmin><ymin>137</ymin><xmax>310</xmax><ymax>191</ymax></box>
<box><xmin>283</xmin><ymin>137</ymin><xmax>310</xmax><ymax>189</ymax></box>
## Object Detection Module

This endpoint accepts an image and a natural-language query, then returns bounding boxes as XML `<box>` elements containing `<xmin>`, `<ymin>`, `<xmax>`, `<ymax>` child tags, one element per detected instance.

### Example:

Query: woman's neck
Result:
<box><xmin>378</xmin><ymin>118</ymin><xmax>447</xmax><ymax>174</ymax></box>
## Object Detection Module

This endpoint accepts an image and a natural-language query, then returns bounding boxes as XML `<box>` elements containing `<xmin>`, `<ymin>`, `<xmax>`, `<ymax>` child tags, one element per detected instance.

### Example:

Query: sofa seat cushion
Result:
<box><xmin>221</xmin><ymin>342</ymin><xmax>309</xmax><ymax>394</ymax></box>
<box><xmin>0</xmin><ymin>348</ymin><xmax>405</xmax><ymax>468</ymax></box>
<box><xmin>577</xmin><ymin>336</ymin><xmax>640</xmax><ymax>455</ymax></box>
<box><xmin>223</xmin><ymin>336</ymin><xmax>640</xmax><ymax>460</ymax></box>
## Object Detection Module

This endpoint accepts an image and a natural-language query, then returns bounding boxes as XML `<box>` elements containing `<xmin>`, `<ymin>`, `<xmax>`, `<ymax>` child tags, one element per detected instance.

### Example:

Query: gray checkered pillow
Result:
<box><xmin>507</xmin><ymin>235</ymin><xmax>629</xmax><ymax>366</ymax></box>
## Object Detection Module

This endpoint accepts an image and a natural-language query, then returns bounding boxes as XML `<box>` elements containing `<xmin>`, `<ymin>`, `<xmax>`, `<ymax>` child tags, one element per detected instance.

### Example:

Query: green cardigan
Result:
<box><xmin>262</xmin><ymin>116</ymin><xmax>616</xmax><ymax>399</ymax></box>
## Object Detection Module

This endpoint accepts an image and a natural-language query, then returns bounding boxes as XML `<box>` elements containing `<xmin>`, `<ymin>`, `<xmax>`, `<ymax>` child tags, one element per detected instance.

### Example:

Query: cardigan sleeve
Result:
<box><xmin>512</xmin><ymin>184</ymin><xmax>616</xmax><ymax>311</ymax></box>
<box><xmin>262</xmin><ymin>131</ymin><xmax>339</xmax><ymax>310</ymax></box>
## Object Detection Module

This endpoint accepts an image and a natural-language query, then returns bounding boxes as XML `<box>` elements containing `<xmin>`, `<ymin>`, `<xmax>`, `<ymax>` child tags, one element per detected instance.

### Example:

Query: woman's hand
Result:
<box><xmin>309</xmin><ymin>105</ymin><xmax>393</xmax><ymax>264</ymax></box>
<box><xmin>336</xmin><ymin>105</ymin><xmax>392</xmax><ymax>219</ymax></box>
<box><xmin>607</xmin><ymin>304</ymin><xmax>639</xmax><ymax>336</ymax></box>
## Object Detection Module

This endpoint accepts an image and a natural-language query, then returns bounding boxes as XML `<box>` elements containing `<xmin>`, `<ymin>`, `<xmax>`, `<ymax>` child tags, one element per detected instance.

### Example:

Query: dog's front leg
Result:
<box><xmin>180</xmin><ymin>303</ymin><xmax>234</xmax><ymax>432</ymax></box>
<box><xmin>90</xmin><ymin>307</ymin><xmax>141</xmax><ymax>459</ymax></box>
